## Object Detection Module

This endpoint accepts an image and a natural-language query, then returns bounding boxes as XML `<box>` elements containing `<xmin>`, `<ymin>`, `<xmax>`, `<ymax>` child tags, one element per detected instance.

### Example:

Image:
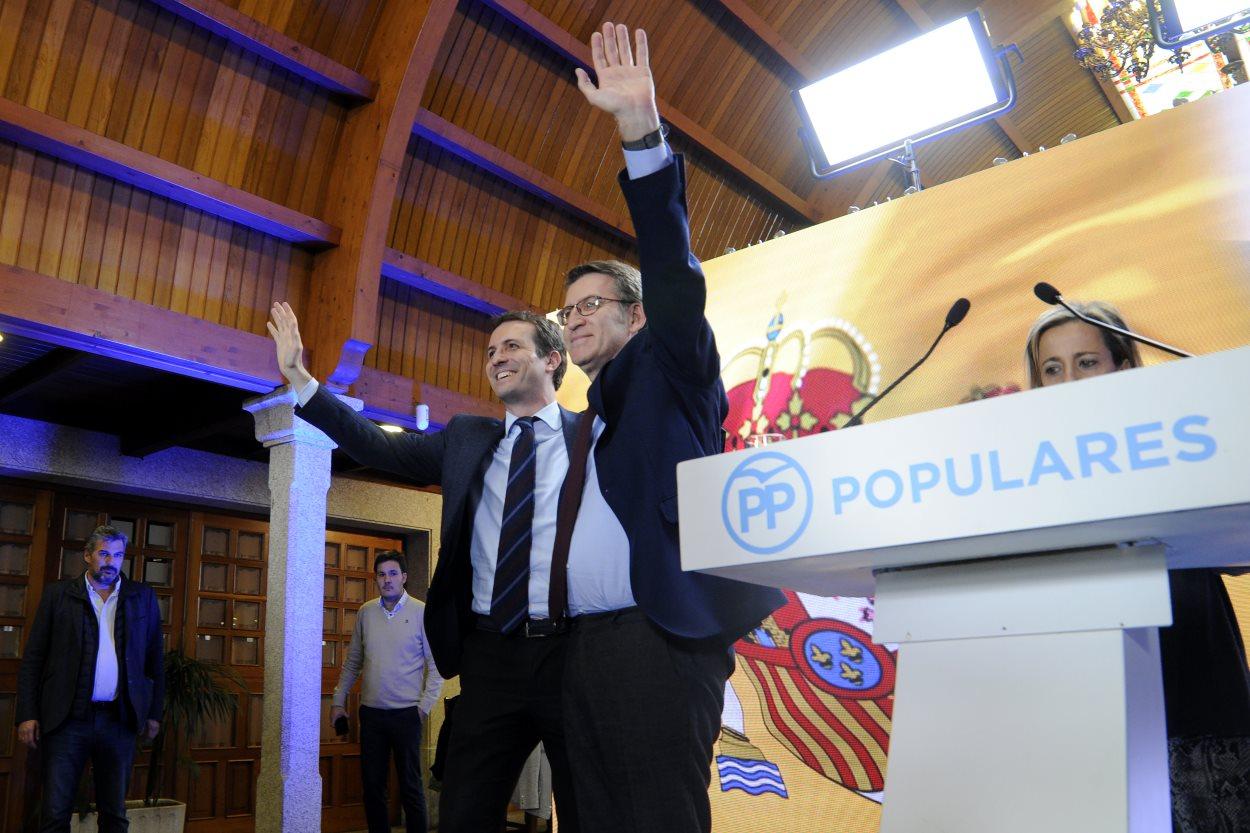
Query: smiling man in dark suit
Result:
<box><xmin>268</xmin><ymin>306</ymin><xmax>582</xmax><ymax>833</ymax></box>
<box><xmin>555</xmin><ymin>22</ymin><xmax>787</xmax><ymax>833</ymax></box>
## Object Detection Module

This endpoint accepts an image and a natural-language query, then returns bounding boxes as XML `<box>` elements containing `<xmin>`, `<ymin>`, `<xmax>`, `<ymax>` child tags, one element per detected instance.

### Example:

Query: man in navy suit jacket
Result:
<box><xmin>557</xmin><ymin>22</ymin><xmax>787</xmax><ymax>833</ymax></box>
<box><xmin>269</xmin><ymin>307</ymin><xmax>583</xmax><ymax>833</ymax></box>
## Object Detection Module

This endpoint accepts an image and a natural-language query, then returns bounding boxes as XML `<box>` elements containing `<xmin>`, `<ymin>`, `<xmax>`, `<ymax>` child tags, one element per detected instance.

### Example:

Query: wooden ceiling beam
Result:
<box><xmin>382</xmin><ymin>248</ymin><xmax>539</xmax><ymax>317</ymax></box>
<box><xmin>474</xmin><ymin>0</ymin><xmax>819</xmax><ymax>223</ymax></box>
<box><xmin>413</xmin><ymin>108</ymin><xmax>635</xmax><ymax>243</ymax></box>
<box><xmin>0</xmin><ymin>260</ymin><xmax>488</xmax><ymax>427</ymax></box>
<box><xmin>145</xmin><ymin>0</ymin><xmax>377</xmax><ymax>100</ymax></box>
<box><xmin>0</xmin><ymin>97</ymin><xmax>340</xmax><ymax>248</ymax></box>
<box><xmin>306</xmin><ymin>0</ymin><xmax>459</xmax><ymax>392</ymax></box>
<box><xmin>0</xmin><ymin>347</ymin><xmax>85</xmax><ymax>404</ymax></box>
<box><xmin>708</xmin><ymin>0</ymin><xmax>818</xmax><ymax>80</ymax></box>
<box><xmin>0</xmin><ymin>261</ymin><xmax>283</xmax><ymax>392</ymax></box>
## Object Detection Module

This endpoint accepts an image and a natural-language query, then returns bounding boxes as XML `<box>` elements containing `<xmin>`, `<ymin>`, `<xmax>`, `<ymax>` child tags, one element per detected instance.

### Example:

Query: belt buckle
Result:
<box><xmin>522</xmin><ymin>618</ymin><xmax>565</xmax><ymax>638</ymax></box>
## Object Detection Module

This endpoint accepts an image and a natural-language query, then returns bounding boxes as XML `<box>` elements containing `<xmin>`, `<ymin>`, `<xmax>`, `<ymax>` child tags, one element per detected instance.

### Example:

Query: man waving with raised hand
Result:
<box><xmin>558</xmin><ymin>22</ymin><xmax>786</xmax><ymax>833</ymax></box>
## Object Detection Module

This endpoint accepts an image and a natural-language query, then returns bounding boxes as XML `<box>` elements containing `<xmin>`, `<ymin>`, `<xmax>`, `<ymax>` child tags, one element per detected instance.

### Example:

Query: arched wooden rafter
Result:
<box><xmin>305</xmin><ymin>0</ymin><xmax>459</xmax><ymax>391</ymax></box>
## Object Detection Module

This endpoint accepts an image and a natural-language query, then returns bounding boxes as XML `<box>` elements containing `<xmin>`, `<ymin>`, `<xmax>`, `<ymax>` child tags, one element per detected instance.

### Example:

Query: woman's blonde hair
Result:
<box><xmin>1024</xmin><ymin>300</ymin><xmax>1142</xmax><ymax>388</ymax></box>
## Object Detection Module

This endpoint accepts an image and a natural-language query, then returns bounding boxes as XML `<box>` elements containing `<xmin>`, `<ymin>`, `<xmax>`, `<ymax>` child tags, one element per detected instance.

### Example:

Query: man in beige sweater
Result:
<box><xmin>331</xmin><ymin>550</ymin><xmax>444</xmax><ymax>833</ymax></box>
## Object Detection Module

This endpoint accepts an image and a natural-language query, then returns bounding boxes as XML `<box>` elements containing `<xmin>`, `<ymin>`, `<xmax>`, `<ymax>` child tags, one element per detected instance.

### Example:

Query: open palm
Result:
<box><xmin>267</xmin><ymin>301</ymin><xmax>312</xmax><ymax>389</ymax></box>
<box><xmin>575</xmin><ymin>23</ymin><xmax>658</xmax><ymax>138</ymax></box>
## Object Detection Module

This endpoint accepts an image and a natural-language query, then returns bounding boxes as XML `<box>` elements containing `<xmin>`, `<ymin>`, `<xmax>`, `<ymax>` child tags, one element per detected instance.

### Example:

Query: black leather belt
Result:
<box><xmin>476</xmin><ymin>614</ymin><xmax>567</xmax><ymax>637</ymax></box>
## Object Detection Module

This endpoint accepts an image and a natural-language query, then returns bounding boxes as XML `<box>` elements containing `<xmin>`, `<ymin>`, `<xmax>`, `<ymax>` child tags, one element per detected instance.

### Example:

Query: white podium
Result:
<box><xmin>678</xmin><ymin>346</ymin><xmax>1250</xmax><ymax>833</ymax></box>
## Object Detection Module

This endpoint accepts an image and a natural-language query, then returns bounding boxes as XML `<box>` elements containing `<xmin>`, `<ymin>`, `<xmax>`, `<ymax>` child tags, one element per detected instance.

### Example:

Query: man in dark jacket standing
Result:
<box><xmin>17</xmin><ymin>525</ymin><xmax>164</xmax><ymax>832</ymax></box>
<box><xmin>558</xmin><ymin>22</ymin><xmax>786</xmax><ymax>833</ymax></box>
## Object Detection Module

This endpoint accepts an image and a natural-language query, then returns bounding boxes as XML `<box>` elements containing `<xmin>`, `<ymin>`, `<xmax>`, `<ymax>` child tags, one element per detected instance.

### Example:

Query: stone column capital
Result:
<box><xmin>244</xmin><ymin>386</ymin><xmax>361</xmax><ymax>449</ymax></box>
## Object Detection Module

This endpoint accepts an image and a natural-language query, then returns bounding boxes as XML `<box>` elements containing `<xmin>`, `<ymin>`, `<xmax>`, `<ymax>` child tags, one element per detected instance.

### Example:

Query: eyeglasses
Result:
<box><xmin>556</xmin><ymin>296</ymin><xmax>630</xmax><ymax>326</ymax></box>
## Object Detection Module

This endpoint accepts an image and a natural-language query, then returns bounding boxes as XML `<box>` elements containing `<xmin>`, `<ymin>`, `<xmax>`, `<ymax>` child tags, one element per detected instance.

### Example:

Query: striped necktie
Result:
<box><xmin>490</xmin><ymin>416</ymin><xmax>537</xmax><ymax>632</ymax></box>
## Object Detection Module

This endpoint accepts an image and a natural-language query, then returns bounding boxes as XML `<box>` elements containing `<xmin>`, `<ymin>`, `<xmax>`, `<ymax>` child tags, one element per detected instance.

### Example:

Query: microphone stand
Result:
<box><xmin>846</xmin><ymin>322</ymin><xmax>955</xmax><ymax>427</ymax></box>
<box><xmin>1039</xmin><ymin>285</ymin><xmax>1193</xmax><ymax>359</ymax></box>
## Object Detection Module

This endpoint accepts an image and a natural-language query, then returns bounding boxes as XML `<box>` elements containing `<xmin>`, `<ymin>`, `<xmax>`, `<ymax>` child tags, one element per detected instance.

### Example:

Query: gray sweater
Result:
<box><xmin>332</xmin><ymin>593</ymin><xmax>443</xmax><ymax>714</ymax></box>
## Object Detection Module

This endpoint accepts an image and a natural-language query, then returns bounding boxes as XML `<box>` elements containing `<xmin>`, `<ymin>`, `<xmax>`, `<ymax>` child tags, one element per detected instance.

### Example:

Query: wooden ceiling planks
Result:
<box><xmin>0</xmin><ymin>96</ymin><xmax>341</xmax><ymax>245</ymax></box>
<box><xmin>0</xmin><ymin>138</ymin><xmax>312</xmax><ymax>336</ymax></box>
<box><xmin>477</xmin><ymin>0</ymin><xmax>818</xmax><ymax>221</ymax></box>
<box><xmin>147</xmin><ymin>0</ymin><xmax>377</xmax><ymax>98</ymax></box>
<box><xmin>423</xmin><ymin>0</ymin><xmax>803</xmax><ymax>261</ymax></box>
<box><xmin>1016</xmin><ymin>18</ymin><xmax>1128</xmax><ymax>141</ymax></box>
<box><xmin>412</xmin><ymin>107</ymin><xmax>636</xmax><ymax>242</ymax></box>
<box><xmin>0</xmin><ymin>0</ymin><xmax>348</xmax><ymax>218</ymax></box>
<box><xmin>370</xmin><ymin>279</ymin><xmax>496</xmax><ymax>403</ymax></box>
<box><xmin>389</xmin><ymin>134</ymin><xmax>635</xmax><ymax>313</ymax></box>
<box><xmin>424</xmin><ymin>1</ymin><xmax>637</xmax><ymax>228</ymax></box>
<box><xmin>218</xmin><ymin>0</ymin><xmax>385</xmax><ymax>71</ymax></box>
<box><xmin>758</xmin><ymin>0</ymin><xmax>918</xmax><ymax>74</ymax></box>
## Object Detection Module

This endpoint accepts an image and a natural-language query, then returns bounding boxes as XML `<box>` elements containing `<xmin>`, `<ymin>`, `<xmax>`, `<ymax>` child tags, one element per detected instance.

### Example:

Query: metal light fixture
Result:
<box><xmin>1074</xmin><ymin>0</ymin><xmax>1179</xmax><ymax>82</ymax></box>
<box><xmin>1152</xmin><ymin>0</ymin><xmax>1250</xmax><ymax>47</ymax></box>
<box><xmin>793</xmin><ymin>10</ymin><xmax>1021</xmax><ymax>187</ymax></box>
<box><xmin>1075</xmin><ymin>0</ymin><xmax>1249</xmax><ymax>83</ymax></box>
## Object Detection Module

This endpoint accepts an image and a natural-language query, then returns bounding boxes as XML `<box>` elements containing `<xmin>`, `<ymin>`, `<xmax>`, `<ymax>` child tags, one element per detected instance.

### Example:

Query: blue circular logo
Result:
<box><xmin>721</xmin><ymin>451</ymin><xmax>813</xmax><ymax>554</ymax></box>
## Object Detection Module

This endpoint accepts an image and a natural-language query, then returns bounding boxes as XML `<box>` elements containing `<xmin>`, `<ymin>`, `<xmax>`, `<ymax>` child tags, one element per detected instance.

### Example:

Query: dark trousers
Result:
<box><xmin>40</xmin><ymin>704</ymin><xmax>138</xmax><ymax>833</ymax></box>
<box><xmin>563</xmin><ymin>608</ymin><xmax>732</xmax><ymax>833</ymax></box>
<box><xmin>359</xmin><ymin>704</ymin><xmax>427</xmax><ymax>833</ymax></box>
<box><xmin>438</xmin><ymin>628</ymin><xmax>579</xmax><ymax>833</ymax></box>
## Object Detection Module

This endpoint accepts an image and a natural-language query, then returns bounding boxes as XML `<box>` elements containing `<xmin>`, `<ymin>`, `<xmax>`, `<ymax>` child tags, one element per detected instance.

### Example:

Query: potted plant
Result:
<box><xmin>70</xmin><ymin>648</ymin><xmax>241</xmax><ymax>833</ymax></box>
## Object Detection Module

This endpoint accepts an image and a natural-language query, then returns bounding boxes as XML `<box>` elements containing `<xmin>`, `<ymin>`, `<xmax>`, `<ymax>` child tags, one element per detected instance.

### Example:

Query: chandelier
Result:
<box><xmin>1074</xmin><ymin>0</ymin><xmax>1189</xmax><ymax>82</ymax></box>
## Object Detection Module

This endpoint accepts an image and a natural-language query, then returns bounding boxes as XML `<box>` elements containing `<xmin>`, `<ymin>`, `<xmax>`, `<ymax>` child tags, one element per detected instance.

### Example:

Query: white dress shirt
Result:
<box><xmin>86</xmin><ymin>575</ymin><xmax>120</xmax><ymax>702</ymax></box>
<box><xmin>470</xmin><ymin>400</ymin><xmax>569</xmax><ymax>618</ymax></box>
<box><xmin>563</xmin><ymin>141</ymin><xmax>674</xmax><ymax>614</ymax></box>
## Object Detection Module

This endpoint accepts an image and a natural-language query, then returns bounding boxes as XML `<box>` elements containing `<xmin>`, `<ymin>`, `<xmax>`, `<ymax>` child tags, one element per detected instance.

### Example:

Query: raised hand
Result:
<box><xmin>267</xmin><ymin>301</ymin><xmax>314</xmax><ymax>391</ymax></box>
<box><xmin>575</xmin><ymin>23</ymin><xmax>661</xmax><ymax>142</ymax></box>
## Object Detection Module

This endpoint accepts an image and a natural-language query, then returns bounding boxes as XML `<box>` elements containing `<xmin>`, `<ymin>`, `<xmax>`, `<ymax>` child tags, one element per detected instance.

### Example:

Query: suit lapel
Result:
<box><xmin>462</xmin><ymin>419</ymin><xmax>504</xmax><ymax>518</ymax></box>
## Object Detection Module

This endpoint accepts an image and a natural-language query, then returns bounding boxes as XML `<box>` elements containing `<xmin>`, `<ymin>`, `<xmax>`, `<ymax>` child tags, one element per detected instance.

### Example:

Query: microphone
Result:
<box><xmin>1032</xmin><ymin>282</ymin><xmax>1192</xmax><ymax>358</ymax></box>
<box><xmin>845</xmin><ymin>298</ymin><xmax>971</xmax><ymax>427</ymax></box>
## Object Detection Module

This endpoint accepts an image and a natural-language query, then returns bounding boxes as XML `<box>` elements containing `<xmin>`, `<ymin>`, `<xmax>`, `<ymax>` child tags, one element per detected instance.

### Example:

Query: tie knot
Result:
<box><xmin>514</xmin><ymin>416</ymin><xmax>537</xmax><ymax>434</ymax></box>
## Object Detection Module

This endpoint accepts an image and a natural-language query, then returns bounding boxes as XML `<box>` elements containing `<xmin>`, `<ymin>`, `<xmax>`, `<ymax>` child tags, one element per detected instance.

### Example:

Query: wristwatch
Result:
<box><xmin>621</xmin><ymin>123</ymin><xmax>669</xmax><ymax>151</ymax></box>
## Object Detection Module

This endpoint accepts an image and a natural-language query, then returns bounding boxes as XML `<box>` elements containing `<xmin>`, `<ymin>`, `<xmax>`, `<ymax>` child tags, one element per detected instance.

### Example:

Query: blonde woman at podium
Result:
<box><xmin>1024</xmin><ymin>300</ymin><xmax>1250</xmax><ymax>832</ymax></box>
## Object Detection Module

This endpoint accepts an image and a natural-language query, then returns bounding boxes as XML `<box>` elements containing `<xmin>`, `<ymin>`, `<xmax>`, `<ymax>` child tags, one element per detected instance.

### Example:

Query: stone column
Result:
<box><xmin>244</xmin><ymin>387</ymin><xmax>351</xmax><ymax>833</ymax></box>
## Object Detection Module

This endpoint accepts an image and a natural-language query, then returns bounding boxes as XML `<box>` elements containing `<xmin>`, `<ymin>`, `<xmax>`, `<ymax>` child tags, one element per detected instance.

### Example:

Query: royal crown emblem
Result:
<box><xmin>722</xmin><ymin>294</ymin><xmax>882</xmax><ymax>447</ymax></box>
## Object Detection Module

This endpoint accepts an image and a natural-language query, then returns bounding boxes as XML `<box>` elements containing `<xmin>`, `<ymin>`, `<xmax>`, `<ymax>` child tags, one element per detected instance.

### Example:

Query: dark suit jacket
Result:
<box><xmin>16</xmin><ymin>575</ymin><xmax>164</xmax><ymax>734</ymax></box>
<box><xmin>587</xmin><ymin>156</ymin><xmax>785</xmax><ymax>642</ymax></box>
<box><xmin>296</xmin><ymin>390</ymin><xmax>580</xmax><ymax>678</ymax></box>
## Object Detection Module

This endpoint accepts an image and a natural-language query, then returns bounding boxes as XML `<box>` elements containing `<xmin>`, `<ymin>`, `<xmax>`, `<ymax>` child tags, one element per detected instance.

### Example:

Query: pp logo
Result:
<box><xmin>721</xmin><ymin>451</ymin><xmax>813</xmax><ymax>554</ymax></box>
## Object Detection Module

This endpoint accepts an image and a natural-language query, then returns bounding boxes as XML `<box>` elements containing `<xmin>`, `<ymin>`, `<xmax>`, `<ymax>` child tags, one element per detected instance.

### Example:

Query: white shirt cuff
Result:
<box><xmin>295</xmin><ymin>378</ymin><xmax>319</xmax><ymax>407</ymax></box>
<box><xmin>624</xmin><ymin>142</ymin><xmax>673</xmax><ymax>180</ymax></box>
